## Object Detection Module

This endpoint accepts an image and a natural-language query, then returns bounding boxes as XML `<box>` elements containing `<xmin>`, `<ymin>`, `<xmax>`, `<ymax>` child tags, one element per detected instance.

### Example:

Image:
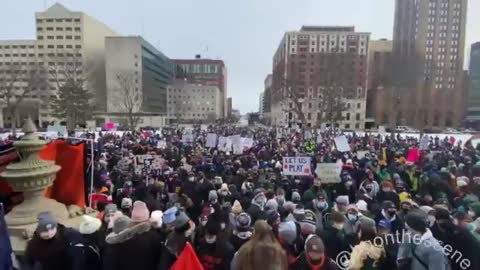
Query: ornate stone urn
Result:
<box><xmin>2</xmin><ymin>118</ymin><xmax>70</xmax><ymax>253</ymax></box>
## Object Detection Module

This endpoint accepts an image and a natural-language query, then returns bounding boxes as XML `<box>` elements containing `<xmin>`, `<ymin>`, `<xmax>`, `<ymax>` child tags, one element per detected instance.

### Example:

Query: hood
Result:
<box><xmin>105</xmin><ymin>221</ymin><xmax>151</xmax><ymax>244</ymax></box>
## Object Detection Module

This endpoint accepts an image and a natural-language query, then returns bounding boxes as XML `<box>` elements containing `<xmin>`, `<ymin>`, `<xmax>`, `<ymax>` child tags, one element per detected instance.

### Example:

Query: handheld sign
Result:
<box><xmin>282</xmin><ymin>156</ymin><xmax>311</xmax><ymax>176</ymax></box>
<box><xmin>315</xmin><ymin>163</ymin><xmax>342</xmax><ymax>184</ymax></box>
<box><xmin>206</xmin><ymin>133</ymin><xmax>218</xmax><ymax>148</ymax></box>
<box><xmin>419</xmin><ymin>135</ymin><xmax>429</xmax><ymax>150</ymax></box>
<box><xmin>334</xmin><ymin>135</ymin><xmax>351</xmax><ymax>152</ymax></box>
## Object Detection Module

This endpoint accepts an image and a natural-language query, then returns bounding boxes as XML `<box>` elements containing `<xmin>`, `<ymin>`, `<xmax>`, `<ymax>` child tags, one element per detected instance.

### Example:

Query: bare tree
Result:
<box><xmin>114</xmin><ymin>71</ymin><xmax>141</xmax><ymax>130</ymax></box>
<box><xmin>0</xmin><ymin>62</ymin><xmax>48</xmax><ymax>135</ymax></box>
<box><xmin>279</xmin><ymin>78</ymin><xmax>307</xmax><ymax>127</ymax></box>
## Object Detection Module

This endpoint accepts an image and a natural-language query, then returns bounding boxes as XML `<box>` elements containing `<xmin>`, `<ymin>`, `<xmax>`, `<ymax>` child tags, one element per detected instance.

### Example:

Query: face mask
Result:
<box><xmin>345</xmin><ymin>181</ymin><xmax>353</xmax><ymax>187</ymax></box>
<box><xmin>205</xmin><ymin>235</ymin><xmax>217</xmax><ymax>244</ymax></box>
<box><xmin>39</xmin><ymin>227</ymin><xmax>57</xmax><ymax>240</ymax></box>
<box><xmin>294</xmin><ymin>179</ymin><xmax>301</xmax><ymax>184</ymax></box>
<box><xmin>468</xmin><ymin>210</ymin><xmax>476</xmax><ymax>217</ymax></box>
<box><xmin>276</xmin><ymin>196</ymin><xmax>285</xmax><ymax>205</ymax></box>
<box><xmin>347</xmin><ymin>213</ymin><xmax>358</xmax><ymax>222</ymax></box>
<box><xmin>382</xmin><ymin>188</ymin><xmax>391</xmax><ymax>193</ymax></box>
<box><xmin>200</xmin><ymin>220</ymin><xmax>207</xmax><ymax>226</ymax></box>
<box><xmin>387</xmin><ymin>210</ymin><xmax>396</xmax><ymax>217</ymax></box>
<box><xmin>316</xmin><ymin>201</ymin><xmax>327</xmax><ymax>210</ymax></box>
<box><xmin>220</xmin><ymin>191</ymin><xmax>228</xmax><ymax>196</ymax></box>
<box><xmin>256</xmin><ymin>197</ymin><xmax>267</xmax><ymax>207</ymax></box>
<box><xmin>333</xmin><ymin>223</ymin><xmax>345</xmax><ymax>230</ymax></box>
<box><xmin>427</xmin><ymin>215</ymin><xmax>436</xmax><ymax>227</ymax></box>
<box><xmin>220</xmin><ymin>223</ymin><xmax>226</xmax><ymax>230</ymax></box>
<box><xmin>189</xmin><ymin>177</ymin><xmax>195</xmax><ymax>182</ymax></box>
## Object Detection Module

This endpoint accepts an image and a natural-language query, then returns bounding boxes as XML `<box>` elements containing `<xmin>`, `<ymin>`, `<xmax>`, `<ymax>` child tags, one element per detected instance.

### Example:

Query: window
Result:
<box><xmin>66</xmin><ymin>27</ymin><xmax>72</xmax><ymax>31</ymax></box>
<box><xmin>55</xmin><ymin>19</ymin><xmax>63</xmax><ymax>22</ymax></box>
<box><xmin>65</xmin><ymin>19</ymin><xmax>72</xmax><ymax>22</ymax></box>
<box><xmin>74</xmin><ymin>36</ymin><xmax>81</xmax><ymax>40</ymax></box>
<box><xmin>74</xmin><ymin>27</ymin><xmax>81</xmax><ymax>32</ymax></box>
<box><xmin>46</xmin><ymin>19</ymin><xmax>53</xmax><ymax>22</ymax></box>
<box><xmin>47</xmin><ymin>36</ymin><xmax>54</xmax><ymax>40</ymax></box>
<box><xmin>38</xmin><ymin>36</ymin><xmax>44</xmax><ymax>40</ymax></box>
<box><xmin>66</xmin><ymin>45</ymin><xmax>73</xmax><ymax>48</ymax></box>
<box><xmin>57</xmin><ymin>45</ymin><xmax>64</xmax><ymax>49</ymax></box>
<box><xmin>56</xmin><ymin>35</ymin><xmax>63</xmax><ymax>39</ymax></box>
<box><xmin>74</xmin><ymin>18</ymin><xmax>80</xmax><ymax>22</ymax></box>
<box><xmin>47</xmin><ymin>45</ymin><xmax>54</xmax><ymax>48</ymax></box>
<box><xmin>346</xmin><ymin>113</ymin><xmax>350</xmax><ymax>120</ymax></box>
<box><xmin>66</xmin><ymin>36</ymin><xmax>72</xmax><ymax>39</ymax></box>
<box><xmin>356</xmin><ymin>113</ymin><xmax>360</xmax><ymax>121</ymax></box>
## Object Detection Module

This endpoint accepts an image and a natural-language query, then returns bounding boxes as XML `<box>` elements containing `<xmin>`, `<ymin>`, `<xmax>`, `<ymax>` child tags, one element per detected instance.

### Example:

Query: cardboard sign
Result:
<box><xmin>206</xmin><ymin>133</ymin><xmax>218</xmax><ymax>148</ymax></box>
<box><xmin>282</xmin><ymin>156</ymin><xmax>311</xmax><ymax>176</ymax></box>
<box><xmin>315</xmin><ymin>163</ymin><xmax>342</xmax><ymax>184</ymax></box>
<box><xmin>357</xmin><ymin>150</ymin><xmax>369</xmax><ymax>159</ymax></box>
<box><xmin>420</xmin><ymin>135</ymin><xmax>429</xmax><ymax>150</ymax></box>
<box><xmin>334</xmin><ymin>135</ymin><xmax>351</xmax><ymax>152</ymax></box>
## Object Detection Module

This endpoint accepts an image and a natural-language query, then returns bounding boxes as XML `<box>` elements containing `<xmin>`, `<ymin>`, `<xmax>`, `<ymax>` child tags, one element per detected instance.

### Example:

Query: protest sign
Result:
<box><xmin>182</xmin><ymin>133</ymin><xmax>194</xmax><ymax>143</ymax></box>
<box><xmin>201</xmin><ymin>124</ymin><xmax>208</xmax><ymax>131</ymax></box>
<box><xmin>135</xmin><ymin>155</ymin><xmax>165</xmax><ymax>176</ymax></box>
<box><xmin>218</xmin><ymin>136</ymin><xmax>229</xmax><ymax>152</ymax></box>
<box><xmin>105</xmin><ymin>122</ymin><xmax>115</xmax><ymax>130</ymax></box>
<box><xmin>334</xmin><ymin>135</ymin><xmax>351</xmax><ymax>152</ymax></box>
<box><xmin>315</xmin><ymin>163</ymin><xmax>342</xmax><ymax>184</ymax></box>
<box><xmin>206</xmin><ymin>133</ymin><xmax>218</xmax><ymax>148</ymax></box>
<box><xmin>304</xmin><ymin>130</ymin><xmax>313</xmax><ymax>140</ymax></box>
<box><xmin>419</xmin><ymin>135</ymin><xmax>429</xmax><ymax>150</ymax></box>
<box><xmin>231</xmin><ymin>135</ymin><xmax>243</xmax><ymax>155</ymax></box>
<box><xmin>282</xmin><ymin>156</ymin><xmax>311</xmax><ymax>176</ymax></box>
<box><xmin>317</xmin><ymin>134</ymin><xmax>323</xmax><ymax>144</ymax></box>
<box><xmin>242</xmin><ymin>137</ymin><xmax>254</xmax><ymax>149</ymax></box>
<box><xmin>157</xmin><ymin>140</ymin><xmax>167</xmax><ymax>149</ymax></box>
<box><xmin>47</xmin><ymin>122</ymin><xmax>67</xmax><ymax>137</ymax></box>
<box><xmin>357</xmin><ymin>150</ymin><xmax>369</xmax><ymax>159</ymax></box>
<box><xmin>378</xmin><ymin>126</ymin><xmax>386</xmax><ymax>135</ymax></box>
<box><xmin>407</xmin><ymin>148</ymin><xmax>419</xmax><ymax>162</ymax></box>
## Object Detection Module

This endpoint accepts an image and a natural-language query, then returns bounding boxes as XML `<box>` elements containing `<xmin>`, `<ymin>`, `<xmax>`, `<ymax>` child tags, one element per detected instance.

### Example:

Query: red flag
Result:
<box><xmin>39</xmin><ymin>140</ymin><xmax>85</xmax><ymax>207</ymax></box>
<box><xmin>407</xmin><ymin>148</ymin><xmax>420</xmax><ymax>163</ymax></box>
<box><xmin>170</xmin><ymin>242</ymin><xmax>204</xmax><ymax>270</ymax></box>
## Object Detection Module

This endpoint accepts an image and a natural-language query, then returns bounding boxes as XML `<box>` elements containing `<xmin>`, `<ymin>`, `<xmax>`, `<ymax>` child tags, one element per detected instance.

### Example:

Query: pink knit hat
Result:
<box><xmin>131</xmin><ymin>201</ymin><xmax>150</xmax><ymax>223</ymax></box>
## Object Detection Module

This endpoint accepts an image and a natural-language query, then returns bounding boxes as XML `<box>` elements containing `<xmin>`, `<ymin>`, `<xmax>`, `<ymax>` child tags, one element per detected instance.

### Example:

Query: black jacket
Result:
<box><xmin>319</xmin><ymin>227</ymin><xmax>351</xmax><ymax>260</ymax></box>
<box><xmin>102</xmin><ymin>222</ymin><xmax>161</xmax><ymax>270</ymax></box>
<box><xmin>247</xmin><ymin>202</ymin><xmax>266</xmax><ymax>224</ymax></box>
<box><xmin>70</xmin><ymin>233</ymin><xmax>102</xmax><ymax>270</ymax></box>
<box><xmin>196</xmin><ymin>239</ymin><xmax>235</xmax><ymax>270</ymax></box>
<box><xmin>292</xmin><ymin>253</ymin><xmax>339</xmax><ymax>270</ymax></box>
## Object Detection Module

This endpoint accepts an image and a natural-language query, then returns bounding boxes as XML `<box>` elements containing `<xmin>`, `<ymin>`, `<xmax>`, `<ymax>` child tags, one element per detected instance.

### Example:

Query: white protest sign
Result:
<box><xmin>317</xmin><ymin>134</ymin><xmax>323</xmax><ymax>144</ymax></box>
<box><xmin>378</xmin><ymin>126</ymin><xmax>386</xmax><ymax>135</ymax></box>
<box><xmin>218</xmin><ymin>136</ymin><xmax>228</xmax><ymax>152</ymax></box>
<box><xmin>157</xmin><ymin>140</ymin><xmax>167</xmax><ymax>149</ymax></box>
<box><xmin>242</xmin><ymin>137</ymin><xmax>254</xmax><ymax>149</ymax></box>
<box><xmin>304</xmin><ymin>130</ymin><xmax>313</xmax><ymax>140</ymax></box>
<box><xmin>206</xmin><ymin>133</ymin><xmax>218</xmax><ymax>148</ymax></box>
<box><xmin>315</xmin><ymin>163</ymin><xmax>342</xmax><ymax>184</ymax></box>
<box><xmin>282</xmin><ymin>156</ymin><xmax>312</xmax><ymax>176</ymax></box>
<box><xmin>47</xmin><ymin>122</ymin><xmax>67</xmax><ymax>137</ymax></box>
<box><xmin>334</xmin><ymin>135</ymin><xmax>351</xmax><ymax>152</ymax></box>
<box><xmin>182</xmin><ymin>133</ymin><xmax>194</xmax><ymax>143</ymax></box>
<box><xmin>357</xmin><ymin>150</ymin><xmax>369</xmax><ymax>159</ymax></box>
<box><xmin>231</xmin><ymin>135</ymin><xmax>243</xmax><ymax>155</ymax></box>
<box><xmin>420</xmin><ymin>135</ymin><xmax>429</xmax><ymax>150</ymax></box>
<box><xmin>201</xmin><ymin>124</ymin><xmax>208</xmax><ymax>131</ymax></box>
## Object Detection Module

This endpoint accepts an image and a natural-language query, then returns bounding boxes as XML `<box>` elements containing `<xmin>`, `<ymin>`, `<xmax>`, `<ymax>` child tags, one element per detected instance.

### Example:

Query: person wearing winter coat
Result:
<box><xmin>247</xmin><ymin>189</ymin><xmax>267</xmax><ymax>224</ymax></box>
<box><xmin>102</xmin><ymin>201</ymin><xmax>160</xmax><ymax>270</ymax></box>
<box><xmin>24</xmin><ymin>212</ymin><xmax>80</xmax><ymax>270</ymax></box>
<box><xmin>347</xmin><ymin>226</ymin><xmax>385</xmax><ymax>270</ymax></box>
<box><xmin>376</xmin><ymin>181</ymin><xmax>400</xmax><ymax>208</ymax></box>
<box><xmin>344</xmin><ymin>204</ymin><xmax>376</xmax><ymax>236</ymax></box>
<box><xmin>231</xmin><ymin>220</ymin><xmax>288</xmax><ymax>270</ymax></box>
<box><xmin>70</xmin><ymin>215</ymin><xmax>103</xmax><ymax>270</ymax></box>
<box><xmin>230</xmin><ymin>212</ymin><xmax>253</xmax><ymax>251</ymax></box>
<box><xmin>304</xmin><ymin>192</ymin><xmax>330</xmax><ymax>233</ymax></box>
<box><xmin>292</xmin><ymin>234</ymin><xmax>338</xmax><ymax>270</ymax></box>
<box><xmin>303</xmin><ymin>178</ymin><xmax>328</xmax><ymax>204</ymax></box>
<box><xmin>319</xmin><ymin>211</ymin><xmax>351</xmax><ymax>260</ymax></box>
<box><xmin>197</xmin><ymin>218</ymin><xmax>235</xmax><ymax>270</ymax></box>
<box><xmin>397</xmin><ymin>211</ymin><xmax>450</xmax><ymax>270</ymax></box>
<box><xmin>375</xmin><ymin>200</ymin><xmax>404</xmax><ymax>235</ymax></box>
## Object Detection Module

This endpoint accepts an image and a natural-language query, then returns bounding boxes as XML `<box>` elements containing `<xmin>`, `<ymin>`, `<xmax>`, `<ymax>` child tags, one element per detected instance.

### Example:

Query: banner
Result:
<box><xmin>282</xmin><ymin>156</ymin><xmax>311</xmax><ymax>176</ymax></box>
<box><xmin>231</xmin><ymin>135</ymin><xmax>243</xmax><ymax>155</ymax></box>
<box><xmin>206</xmin><ymin>133</ymin><xmax>218</xmax><ymax>148</ymax></box>
<box><xmin>420</xmin><ymin>135</ymin><xmax>429</xmax><ymax>150</ymax></box>
<box><xmin>315</xmin><ymin>163</ymin><xmax>342</xmax><ymax>184</ymax></box>
<box><xmin>334</xmin><ymin>135</ymin><xmax>351</xmax><ymax>152</ymax></box>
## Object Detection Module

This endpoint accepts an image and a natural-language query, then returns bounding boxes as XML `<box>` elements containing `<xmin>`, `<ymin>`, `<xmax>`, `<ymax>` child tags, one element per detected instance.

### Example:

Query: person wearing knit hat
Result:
<box><xmin>121</xmin><ymin>197</ymin><xmax>133</xmax><ymax>216</ymax></box>
<box><xmin>334</xmin><ymin>195</ymin><xmax>349</xmax><ymax>213</ymax></box>
<box><xmin>199</xmin><ymin>206</ymin><xmax>215</xmax><ymax>226</ymax></box>
<box><xmin>208</xmin><ymin>189</ymin><xmax>218</xmax><ymax>205</ymax></box>
<box><xmin>356</xmin><ymin>199</ymin><xmax>368</xmax><ymax>212</ymax></box>
<box><xmin>266</xmin><ymin>198</ymin><xmax>279</xmax><ymax>211</ymax></box>
<box><xmin>291</xmin><ymin>191</ymin><xmax>301</xmax><ymax>204</ymax></box>
<box><xmin>71</xmin><ymin>215</ymin><xmax>103</xmax><ymax>270</ymax></box>
<box><xmin>247</xmin><ymin>190</ymin><xmax>267</xmax><ymax>224</ymax></box>
<box><xmin>35</xmin><ymin>211</ymin><xmax>58</xmax><ymax>239</ymax></box>
<box><xmin>376</xmin><ymin>200</ymin><xmax>404</xmax><ymax>234</ymax></box>
<box><xmin>319</xmin><ymin>211</ymin><xmax>351</xmax><ymax>260</ymax></box>
<box><xmin>150</xmin><ymin>210</ymin><xmax>163</xmax><ymax>229</ymax></box>
<box><xmin>131</xmin><ymin>201</ymin><xmax>150</xmax><ymax>223</ymax></box>
<box><xmin>103</xmin><ymin>203</ymin><xmax>118</xmax><ymax>225</ymax></box>
<box><xmin>79</xmin><ymin>215</ymin><xmax>102</xmax><ymax>235</ymax></box>
<box><xmin>231</xmin><ymin>200</ymin><xmax>243</xmax><ymax>215</ymax></box>
<box><xmin>292</xmin><ymin>234</ymin><xmax>338</xmax><ymax>270</ymax></box>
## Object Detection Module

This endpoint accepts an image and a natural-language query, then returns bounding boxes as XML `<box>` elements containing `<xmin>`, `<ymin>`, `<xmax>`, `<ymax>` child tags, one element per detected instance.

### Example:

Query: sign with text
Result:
<box><xmin>334</xmin><ymin>135</ymin><xmax>351</xmax><ymax>152</ymax></box>
<box><xmin>315</xmin><ymin>163</ymin><xmax>342</xmax><ymax>184</ymax></box>
<box><xmin>282</xmin><ymin>156</ymin><xmax>311</xmax><ymax>176</ymax></box>
<box><xmin>420</xmin><ymin>135</ymin><xmax>429</xmax><ymax>150</ymax></box>
<box><xmin>206</xmin><ymin>133</ymin><xmax>218</xmax><ymax>148</ymax></box>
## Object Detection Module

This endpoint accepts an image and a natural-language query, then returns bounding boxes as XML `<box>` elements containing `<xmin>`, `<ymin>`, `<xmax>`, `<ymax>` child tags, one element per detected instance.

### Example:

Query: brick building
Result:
<box><xmin>271</xmin><ymin>26</ymin><xmax>370</xmax><ymax>129</ymax></box>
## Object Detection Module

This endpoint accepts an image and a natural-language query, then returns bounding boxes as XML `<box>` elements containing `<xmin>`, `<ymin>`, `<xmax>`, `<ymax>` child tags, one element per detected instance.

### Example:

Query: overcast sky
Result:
<box><xmin>1</xmin><ymin>0</ymin><xmax>479</xmax><ymax>113</ymax></box>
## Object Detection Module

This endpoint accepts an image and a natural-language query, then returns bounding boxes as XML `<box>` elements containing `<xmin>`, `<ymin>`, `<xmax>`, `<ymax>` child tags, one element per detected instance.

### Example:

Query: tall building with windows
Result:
<box><xmin>392</xmin><ymin>0</ymin><xmax>467</xmax><ymax>128</ymax></box>
<box><xmin>259</xmin><ymin>92</ymin><xmax>265</xmax><ymax>114</ymax></box>
<box><xmin>466</xmin><ymin>42</ymin><xmax>480</xmax><ymax>127</ymax></box>
<box><xmin>271</xmin><ymin>26</ymin><xmax>370</xmax><ymax>129</ymax></box>
<box><xmin>174</xmin><ymin>57</ymin><xmax>227</xmax><ymax>118</ymax></box>
<box><xmin>167</xmin><ymin>80</ymin><xmax>222</xmax><ymax>123</ymax></box>
<box><xmin>103</xmin><ymin>36</ymin><xmax>174</xmax><ymax>126</ymax></box>
<box><xmin>0</xmin><ymin>3</ymin><xmax>118</xmax><ymax>127</ymax></box>
<box><xmin>263</xmin><ymin>74</ymin><xmax>272</xmax><ymax>122</ymax></box>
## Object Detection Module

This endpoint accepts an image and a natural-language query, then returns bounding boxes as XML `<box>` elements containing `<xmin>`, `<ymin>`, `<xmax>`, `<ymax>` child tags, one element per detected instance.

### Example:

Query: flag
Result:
<box><xmin>0</xmin><ymin>203</ymin><xmax>13</xmax><ymax>270</ymax></box>
<box><xmin>170</xmin><ymin>242</ymin><xmax>203</xmax><ymax>270</ymax></box>
<box><xmin>39</xmin><ymin>140</ymin><xmax>86</xmax><ymax>207</ymax></box>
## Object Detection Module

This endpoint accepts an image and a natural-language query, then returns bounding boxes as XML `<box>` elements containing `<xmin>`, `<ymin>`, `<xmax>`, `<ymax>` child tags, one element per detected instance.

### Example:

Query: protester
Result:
<box><xmin>292</xmin><ymin>234</ymin><xmax>338</xmax><ymax>270</ymax></box>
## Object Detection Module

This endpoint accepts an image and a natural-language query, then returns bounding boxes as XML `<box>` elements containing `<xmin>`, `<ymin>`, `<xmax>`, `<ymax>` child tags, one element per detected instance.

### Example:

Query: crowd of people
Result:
<box><xmin>8</xmin><ymin>125</ymin><xmax>480</xmax><ymax>270</ymax></box>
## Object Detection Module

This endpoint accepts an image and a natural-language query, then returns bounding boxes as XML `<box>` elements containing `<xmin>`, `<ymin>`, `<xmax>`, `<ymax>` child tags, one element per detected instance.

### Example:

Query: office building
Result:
<box><xmin>392</xmin><ymin>0</ymin><xmax>468</xmax><ymax>128</ymax></box>
<box><xmin>466</xmin><ymin>42</ymin><xmax>480</xmax><ymax>127</ymax></box>
<box><xmin>263</xmin><ymin>74</ymin><xmax>272</xmax><ymax>122</ymax></box>
<box><xmin>174</xmin><ymin>57</ymin><xmax>227</xmax><ymax>118</ymax></box>
<box><xmin>167</xmin><ymin>80</ymin><xmax>222</xmax><ymax>123</ymax></box>
<box><xmin>259</xmin><ymin>92</ymin><xmax>265</xmax><ymax>114</ymax></box>
<box><xmin>271</xmin><ymin>26</ymin><xmax>370</xmax><ymax>129</ymax></box>
<box><xmin>226</xmin><ymin>97</ymin><xmax>232</xmax><ymax>119</ymax></box>
<box><xmin>102</xmin><ymin>36</ymin><xmax>174</xmax><ymax>126</ymax></box>
<box><xmin>365</xmin><ymin>39</ymin><xmax>393</xmax><ymax>127</ymax></box>
<box><xmin>0</xmin><ymin>3</ymin><xmax>118</xmax><ymax>127</ymax></box>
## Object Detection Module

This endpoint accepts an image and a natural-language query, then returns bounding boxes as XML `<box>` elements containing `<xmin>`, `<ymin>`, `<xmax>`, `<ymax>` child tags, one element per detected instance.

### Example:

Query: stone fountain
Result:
<box><xmin>2</xmin><ymin>118</ymin><xmax>83</xmax><ymax>254</ymax></box>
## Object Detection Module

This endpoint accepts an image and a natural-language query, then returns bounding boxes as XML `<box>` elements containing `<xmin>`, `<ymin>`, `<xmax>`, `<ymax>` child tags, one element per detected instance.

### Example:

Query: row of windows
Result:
<box><xmin>0</xmin><ymin>45</ymin><xmax>35</xmax><ymax>49</ymax></box>
<box><xmin>168</xmin><ymin>107</ymin><xmax>215</xmax><ymax>112</ymax></box>
<box><xmin>169</xmin><ymin>95</ymin><xmax>215</xmax><ymax>100</ymax></box>
<box><xmin>37</xmin><ymin>35</ymin><xmax>81</xmax><ymax>40</ymax></box>
<box><xmin>37</xmin><ymin>27</ymin><xmax>81</xmax><ymax>32</ymax></box>
<box><xmin>168</xmin><ymin>113</ymin><xmax>211</xmax><ymax>118</ymax></box>
<box><xmin>0</xmin><ymin>52</ymin><xmax>82</xmax><ymax>58</ymax></box>
<box><xmin>168</xmin><ymin>88</ymin><xmax>216</xmax><ymax>93</ymax></box>
<box><xmin>36</xmin><ymin>18</ymin><xmax>81</xmax><ymax>23</ymax></box>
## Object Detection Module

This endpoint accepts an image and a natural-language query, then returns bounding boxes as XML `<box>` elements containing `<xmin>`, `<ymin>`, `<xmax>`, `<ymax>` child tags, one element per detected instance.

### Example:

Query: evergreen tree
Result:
<box><xmin>50</xmin><ymin>79</ymin><xmax>92</xmax><ymax>130</ymax></box>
